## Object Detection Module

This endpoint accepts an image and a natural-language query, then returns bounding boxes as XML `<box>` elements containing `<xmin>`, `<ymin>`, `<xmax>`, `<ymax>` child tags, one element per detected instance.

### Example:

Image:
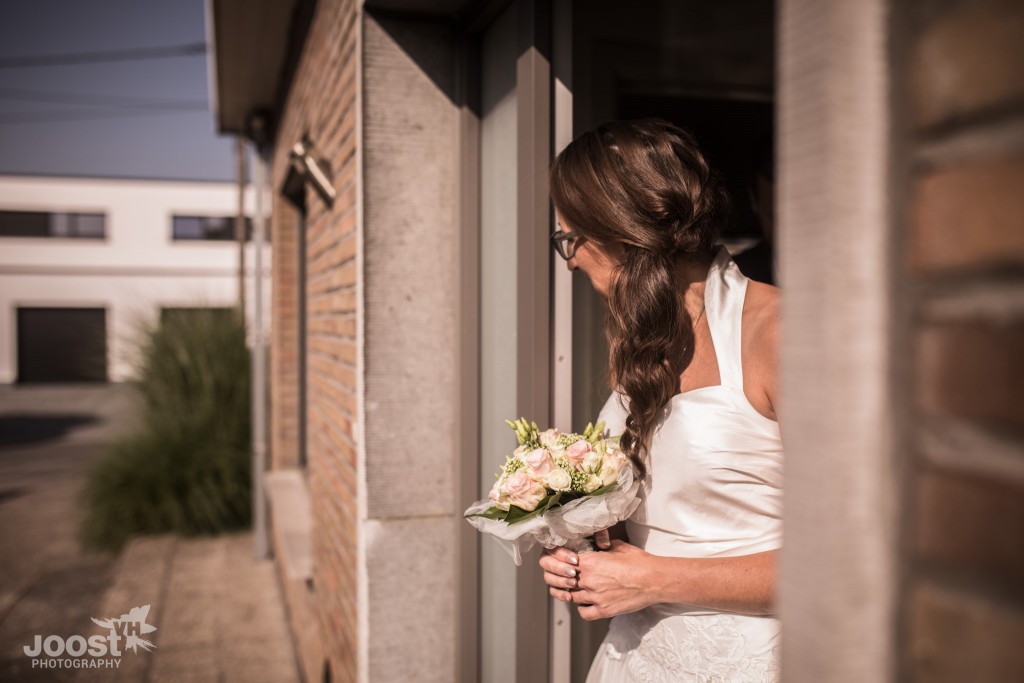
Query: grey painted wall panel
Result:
<box><xmin>364</xmin><ymin>517</ymin><xmax>457</xmax><ymax>681</ymax></box>
<box><xmin>362</xmin><ymin>16</ymin><xmax>459</xmax><ymax>521</ymax></box>
<box><xmin>777</xmin><ymin>0</ymin><xmax>898</xmax><ymax>681</ymax></box>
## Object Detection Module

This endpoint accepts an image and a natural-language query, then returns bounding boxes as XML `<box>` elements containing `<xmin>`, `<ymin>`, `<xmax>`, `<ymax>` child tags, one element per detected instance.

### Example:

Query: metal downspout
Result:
<box><xmin>251</xmin><ymin>119</ymin><xmax>269</xmax><ymax>560</ymax></box>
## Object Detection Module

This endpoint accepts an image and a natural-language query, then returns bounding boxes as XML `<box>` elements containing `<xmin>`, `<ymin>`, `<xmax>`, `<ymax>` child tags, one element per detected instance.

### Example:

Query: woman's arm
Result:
<box><xmin>540</xmin><ymin>278</ymin><xmax>784</xmax><ymax>621</ymax></box>
<box><xmin>540</xmin><ymin>544</ymin><xmax>776</xmax><ymax>621</ymax></box>
<box><xmin>642</xmin><ymin>548</ymin><xmax>776</xmax><ymax>615</ymax></box>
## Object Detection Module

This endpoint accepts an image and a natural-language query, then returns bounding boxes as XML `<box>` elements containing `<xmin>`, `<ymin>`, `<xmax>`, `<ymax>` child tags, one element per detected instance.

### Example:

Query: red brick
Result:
<box><xmin>911</xmin><ymin>0</ymin><xmax>1024</xmax><ymax>129</ymax></box>
<box><xmin>270</xmin><ymin>201</ymin><xmax>305</xmax><ymax>471</ymax></box>
<box><xmin>917</xmin><ymin>319</ymin><xmax>1024</xmax><ymax>425</ymax></box>
<box><xmin>910</xmin><ymin>155</ymin><xmax>1024</xmax><ymax>273</ymax></box>
<box><xmin>308</xmin><ymin>237</ymin><xmax>355</xmax><ymax>278</ymax></box>
<box><xmin>915</xmin><ymin>470</ymin><xmax>1024</xmax><ymax>601</ymax></box>
<box><xmin>908</xmin><ymin>581</ymin><xmax>1024</xmax><ymax>682</ymax></box>
<box><xmin>307</xmin><ymin>316</ymin><xmax>355</xmax><ymax>338</ymax></box>
<box><xmin>308</xmin><ymin>354</ymin><xmax>356</xmax><ymax>390</ymax></box>
<box><xmin>308</xmin><ymin>336</ymin><xmax>356</xmax><ymax>365</ymax></box>
<box><xmin>333</xmin><ymin>184</ymin><xmax>358</xmax><ymax>216</ymax></box>
<box><xmin>308</xmin><ymin>261</ymin><xmax>356</xmax><ymax>296</ymax></box>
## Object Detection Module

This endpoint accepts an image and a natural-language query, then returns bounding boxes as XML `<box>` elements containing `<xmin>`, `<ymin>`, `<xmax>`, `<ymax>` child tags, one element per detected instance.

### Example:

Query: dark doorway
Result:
<box><xmin>17</xmin><ymin>307</ymin><xmax>107</xmax><ymax>383</ymax></box>
<box><xmin>567</xmin><ymin>2</ymin><xmax>776</xmax><ymax>680</ymax></box>
<box><xmin>619</xmin><ymin>95</ymin><xmax>772</xmax><ymax>241</ymax></box>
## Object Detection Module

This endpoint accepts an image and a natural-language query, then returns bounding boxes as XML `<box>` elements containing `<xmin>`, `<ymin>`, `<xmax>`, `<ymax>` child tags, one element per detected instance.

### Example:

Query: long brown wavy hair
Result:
<box><xmin>550</xmin><ymin>119</ymin><xmax>725</xmax><ymax>477</ymax></box>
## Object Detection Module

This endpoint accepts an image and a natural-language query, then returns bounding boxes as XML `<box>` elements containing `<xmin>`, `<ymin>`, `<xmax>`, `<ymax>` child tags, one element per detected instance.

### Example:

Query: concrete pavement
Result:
<box><xmin>0</xmin><ymin>384</ymin><xmax>299</xmax><ymax>683</ymax></box>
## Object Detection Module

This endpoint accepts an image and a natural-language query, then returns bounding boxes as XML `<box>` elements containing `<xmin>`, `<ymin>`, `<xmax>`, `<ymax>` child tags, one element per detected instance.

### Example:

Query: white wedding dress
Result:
<box><xmin>586</xmin><ymin>249</ymin><xmax>783</xmax><ymax>683</ymax></box>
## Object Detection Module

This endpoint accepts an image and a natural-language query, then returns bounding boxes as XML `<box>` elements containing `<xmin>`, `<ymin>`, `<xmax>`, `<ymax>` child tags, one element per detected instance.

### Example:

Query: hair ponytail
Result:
<box><xmin>607</xmin><ymin>248</ymin><xmax>688</xmax><ymax>478</ymax></box>
<box><xmin>550</xmin><ymin>119</ymin><xmax>724</xmax><ymax>476</ymax></box>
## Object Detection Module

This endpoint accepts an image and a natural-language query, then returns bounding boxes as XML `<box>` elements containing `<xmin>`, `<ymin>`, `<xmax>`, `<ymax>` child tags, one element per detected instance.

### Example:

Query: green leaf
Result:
<box><xmin>465</xmin><ymin>507</ymin><xmax>511</xmax><ymax>520</ymax></box>
<box><xmin>504</xmin><ymin>492</ymin><xmax>562</xmax><ymax>524</ymax></box>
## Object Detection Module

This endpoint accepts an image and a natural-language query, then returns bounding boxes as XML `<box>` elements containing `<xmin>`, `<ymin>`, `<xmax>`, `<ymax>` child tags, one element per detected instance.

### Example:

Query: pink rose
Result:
<box><xmin>565</xmin><ymin>440</ymin><xmax>592</xmax><ymax>469</ymax></box>
<box><xmin>503</xmin><ymin>471</ymin><xmax>546</xmax><ymax>511</ymax></box>
<box><xmin>523</xmin><ymin>448</ymin><xmax>554</xmax><ymax>480</ymax></box>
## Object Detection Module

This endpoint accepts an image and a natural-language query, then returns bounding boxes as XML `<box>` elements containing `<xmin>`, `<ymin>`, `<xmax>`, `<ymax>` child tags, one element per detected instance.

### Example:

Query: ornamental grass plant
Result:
<box><xmin>81</xmin><ymin>308</ymin><xmax>251</xmax><ymax>551</ymax></box>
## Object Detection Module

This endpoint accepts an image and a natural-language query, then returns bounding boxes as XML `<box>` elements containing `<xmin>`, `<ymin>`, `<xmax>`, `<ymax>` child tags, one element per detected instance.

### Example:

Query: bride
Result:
<box><xmin>541</xmin><ymin>119</ymin><xmax>783</xmax><ymax>682</ymax></box>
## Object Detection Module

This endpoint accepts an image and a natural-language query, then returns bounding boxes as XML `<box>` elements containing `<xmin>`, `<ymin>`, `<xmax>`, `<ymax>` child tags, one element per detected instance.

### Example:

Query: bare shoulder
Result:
<box><xmin>743</xmin><ymin>281</ymin><xmax>780</xmax><ymax>347</ymax></box>
<box><xmin>741</xmin><ymin>281</ymin><xmax>780</xmax><ymax>419</ymax></box>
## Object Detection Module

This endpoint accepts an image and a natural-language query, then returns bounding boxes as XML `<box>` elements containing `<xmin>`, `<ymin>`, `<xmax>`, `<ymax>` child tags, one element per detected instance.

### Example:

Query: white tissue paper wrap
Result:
<box><xmin>464</xmin><ymin>466</ymin><xmax>641</xmax><ymax>565</ymax></box>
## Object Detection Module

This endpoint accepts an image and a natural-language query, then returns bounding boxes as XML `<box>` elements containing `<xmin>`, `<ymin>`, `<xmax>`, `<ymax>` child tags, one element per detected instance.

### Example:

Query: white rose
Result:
<box><xmin>582</xmin><ymin>450</ymin><xmax>603</xmax><ymax>473</ymax></box>
<box><xmin>546</xmin><ymin>468</ymin><xmax>572</xmax><ymax>492</ymax></box>
<box><xmin>605</xmin><ymin>447</ymin><xmax>628</xmax><ymax>470</ymax></box>
<box><xmin>598</xmin><ymin>462</ymin><xmax>620</xmax><ymax>487</ymax></box>
<box><xmin>488</xmin><ymin>477</ymin><xmax>511</xmax><ymax>511</ymax></box>
<box><xmin>539</xmin><ymin>428</ymin><xmax>565</xmax><ymax>454</ymax></box>
<box><xmin>583</xmin><ymin>474</ymin><xmax>603</xmax><ymax>493</ymax></box>
<box><xmin>600</xmin><ymin>437</ymin><xmax>622</xmax><ymax>456</ymax></box>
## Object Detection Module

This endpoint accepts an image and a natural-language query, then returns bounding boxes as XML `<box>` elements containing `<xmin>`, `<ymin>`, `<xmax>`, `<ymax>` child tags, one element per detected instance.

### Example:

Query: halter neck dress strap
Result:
<box><xmin>704</xmin><ymin>247</ymin><xmax>748</xmax><ymax>392</ymax></box>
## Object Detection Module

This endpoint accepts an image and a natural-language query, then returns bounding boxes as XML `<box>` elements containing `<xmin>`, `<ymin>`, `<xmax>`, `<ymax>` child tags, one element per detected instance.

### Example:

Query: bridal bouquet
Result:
<box><xmin>464</xmin><ymin>418</ymin><xmax>641</xmax><ymax>565</ymax></box>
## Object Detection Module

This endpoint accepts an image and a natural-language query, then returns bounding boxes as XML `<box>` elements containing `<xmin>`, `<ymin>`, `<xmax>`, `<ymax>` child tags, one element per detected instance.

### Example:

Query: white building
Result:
<box><xmin>0</xmin><ymin>175</ymin><xmax>268</xmax><ymax>383</ymax></box>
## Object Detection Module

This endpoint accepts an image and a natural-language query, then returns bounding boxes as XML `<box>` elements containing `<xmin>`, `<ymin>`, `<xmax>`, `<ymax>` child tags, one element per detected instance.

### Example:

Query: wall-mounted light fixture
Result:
<box><xmin>289</xmin><ymin>137</ymin><xmax>336</xmax><ymax>207</ymax></box>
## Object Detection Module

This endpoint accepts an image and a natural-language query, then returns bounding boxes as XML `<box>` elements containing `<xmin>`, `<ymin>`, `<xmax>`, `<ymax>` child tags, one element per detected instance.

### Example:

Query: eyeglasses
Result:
<box><xmin>550</xmin><ymin>230</ymin><xmax>586</xmax><ymax>261</ymax></box>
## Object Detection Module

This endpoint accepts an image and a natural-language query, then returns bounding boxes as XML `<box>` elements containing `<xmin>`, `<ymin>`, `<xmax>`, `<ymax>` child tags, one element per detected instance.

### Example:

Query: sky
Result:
<box><xmin>0</xmin><ymin>0</ymin><xmax>235</xmax><ymax>182</ymax></box>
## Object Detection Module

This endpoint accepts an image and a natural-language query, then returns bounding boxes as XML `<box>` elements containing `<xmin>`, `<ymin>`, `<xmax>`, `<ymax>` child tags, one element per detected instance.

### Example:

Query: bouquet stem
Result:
<box><xmin>565</xmin><ymin>536</ymin><xmax>595</xmax><ymax>555</ymax></box>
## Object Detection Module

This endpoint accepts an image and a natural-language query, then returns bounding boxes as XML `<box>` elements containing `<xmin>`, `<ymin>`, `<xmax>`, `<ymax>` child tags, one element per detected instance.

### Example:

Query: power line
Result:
<box><xmin>0</xmin><ymin>86</ymin><xmax>208</xmax><ymax>110</ymax></box>
<box><xmin>0</xmin><ymin>43</ymin><xmax>207</xmax><ymax>69</ymax></box>
<box><xmin>0</xmin><ymin>108</ymin><xmax>210</xmax><ymax>125</ymax></box>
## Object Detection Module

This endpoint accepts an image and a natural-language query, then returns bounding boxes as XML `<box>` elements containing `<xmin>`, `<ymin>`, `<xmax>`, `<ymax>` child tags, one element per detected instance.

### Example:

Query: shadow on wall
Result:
<box><xmin>366</xmin><ymin>9</ymin><xmax>460</xmax><ymax>107</ymax></box>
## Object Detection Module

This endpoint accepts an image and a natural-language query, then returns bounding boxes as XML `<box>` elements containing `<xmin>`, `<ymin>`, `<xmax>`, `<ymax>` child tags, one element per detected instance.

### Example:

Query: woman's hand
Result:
<box><xmin>570</xmin><ymin>540</ymin><xmax>655</xmax><ymax>620</ymax></box>
<box><xmin>539</xmin><ymin>546</ymin><xmax>582</xmax><ymax>595</ymax></box>
<box><xmin>538</xmin><ymin>529</ymin><xmax>612</xmax><ymax>600</ymax></box>
<box><xmin>540</xmin><ymin>535</ymin><xmax>657</xmax><ymax>621</ymax></box>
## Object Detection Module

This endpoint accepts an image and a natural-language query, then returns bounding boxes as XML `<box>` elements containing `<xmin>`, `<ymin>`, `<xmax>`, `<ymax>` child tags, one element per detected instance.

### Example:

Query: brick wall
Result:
<box><xmin>903</xmin><ymin>0</ymin><xmax>1024</xmax><ymax>680</ymax></box>
<box><xmin>271</xmin><ymin>201</ymin><xmax>301</xmax><ymax>471</ymax></box>
<box><xmin>269</xmin><ymin>1</ymin><xmax>360</xmax><ymax>682</ymax></box>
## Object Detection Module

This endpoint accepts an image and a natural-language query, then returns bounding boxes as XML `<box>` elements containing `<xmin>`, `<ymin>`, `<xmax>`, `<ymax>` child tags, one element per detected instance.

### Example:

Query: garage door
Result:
<box><xmin>17</xmin><ymin>307</ymin><xmax>108</xmax><ymax>383</ymax></box>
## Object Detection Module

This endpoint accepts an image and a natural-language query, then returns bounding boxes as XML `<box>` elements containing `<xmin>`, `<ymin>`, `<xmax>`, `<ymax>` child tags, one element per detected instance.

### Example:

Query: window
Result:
<box><xmin>0</xmin><ymin>210</ymin><xmax>105</xmax><ymax>238</ymax></box>
<box><xmin>172</xmin><ymin>215</ymin><xmax>254</xmax><ymax>241</ymax></box>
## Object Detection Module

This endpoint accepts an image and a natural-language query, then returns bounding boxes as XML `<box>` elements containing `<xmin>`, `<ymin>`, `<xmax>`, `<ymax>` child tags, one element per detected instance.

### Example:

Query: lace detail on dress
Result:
<box><xmin>600</xmin><ymin>611</ymin><xmax>780</xmax><ymax>683</ymax></box>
